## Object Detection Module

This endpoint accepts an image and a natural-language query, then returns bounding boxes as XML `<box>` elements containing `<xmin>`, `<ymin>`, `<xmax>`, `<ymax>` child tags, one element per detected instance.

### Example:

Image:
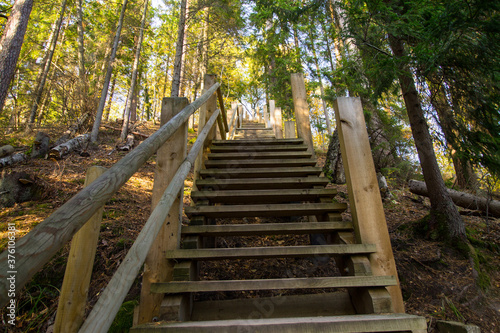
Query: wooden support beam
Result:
<box><xmin>275</xmin><ymin>106</ymin><xmax>283</xmax><ymax>139</ymax></box>
<box><xmin>137</xmin><ymin>97</ymin><xmax>189</xmax><ymax>324</ymax></box>
<box><xmin>54</xmin><ymin>166</ymin><xmax>106</xmax><ymax>333</ymax></box>
<box><xmin>269</xmin><ymin>100</ymin><xmax>276</xmax><ymax>132</ymax></box>
<box><xmin>263</xmin><ymin>105</ymin><xmax>269</xmax><ymax>127</ymax></box>
<box><xmin>334</xmin><ymin>97</ymin><xmax>404</xmax><ymax>313</ymax></box>
<box><xmin>291</xmin><ymin>73</ymin><xmax>315</xmax><ymax>157</ymax></box>
<box><xmin>216</xmin><ymin>87</ymin><xmax>228</xmax><ymax>132</ymax></box>
<box><xmin>237</xmin><ymin>104</ymin><xmax>243</xmax><ymax>128</ymax></box>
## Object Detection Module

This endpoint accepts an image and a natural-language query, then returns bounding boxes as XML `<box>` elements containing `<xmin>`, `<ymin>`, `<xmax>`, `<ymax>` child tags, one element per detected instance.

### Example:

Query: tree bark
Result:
<box><xmin>104</xmin><ymin>75</ymin><xmax>117</xmax><ymax>122</ymax></box>
<box><xmin>0</xmin><ymin>0</ymin><xmax>35</xmax><ymax>115</ymax></box>
<box><xmin>171</xmin><ymin>0</ymin><xmax>188</xmax><ymax>97</ymax></box>
<box><xmin>121</xmin><ymin>0</ymin><xmax>148</xmax><ymax>140</ymax></box>
<box><xmin>49</xmin><ymin>133</ymin><xmax>90</xmax><ymax>159</ymax></box>
<box><xmin>91</xmin><ymin>0</ymin><xmax>129</xmax><ymax>142</ymax></box>
<box><xmin>324</xmin><ymin>129</ymin><xmax>345</xmax><ymax>184</ymax></box>
<box><xmin>409</xmin><ymin>180</ymin><xmax>500</xmax><ymax>218</ymax></box>
<box><xmin>388</xmin><ymin>34</ymin><xmax>465</xmax><ymax>240</ymax></box>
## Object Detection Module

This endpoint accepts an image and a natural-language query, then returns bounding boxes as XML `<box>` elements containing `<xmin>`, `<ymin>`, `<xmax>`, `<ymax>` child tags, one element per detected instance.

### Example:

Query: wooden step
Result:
<box><xmin>166</xmin><ymin>244</ymin><xmax>376</xmax><ymax>260</ymax></box>
<box><xmin>182</xmin><ymin>222</ymin><xmax>353</xmax><ymax>236</ymax></box>
<box><xmin>131</xmin><ymin>313</ymin><xmax>427</xmax><ymax>332</ymax></box>
<box><xmin>209</xmin><ymin>145</ymin><xmax>308</xmax><ymax>153</ymax></box>
<box><xmin>199</xmin><ymin>167</ymin><xmax>323</xmax><ymax>179</ymax></box>
<box><xmin>191</xmin><ymin>189</ymin><xmax>338</xmax><ymax>204</ymax></box>
<box><xmin>185</xmin><ymin>202</ymin><xmax>346</xmax><ymax>218</ymax></box>
<box><xmin>195</xmin><ymin>177</ymin><xmax>329</xmax><ymax>190</ymax></box>
<box><xmin>204</xmin><ymin>158</ymin><xmax>317</xmax><ymax>169</ymax></box>
<box><xmin>151</xmin><ymin>276</ymin><xmax>397</xmax><ymax>294</ymax></box>
<box><xmin>212</xmin><ymin>138</ymin><xmax>304</xmax><ymax>146</ymax></box>
<box><xmin>208</xmin><ymin>151</ymin><xmax>312</xmax><ymax>160</ymax></box>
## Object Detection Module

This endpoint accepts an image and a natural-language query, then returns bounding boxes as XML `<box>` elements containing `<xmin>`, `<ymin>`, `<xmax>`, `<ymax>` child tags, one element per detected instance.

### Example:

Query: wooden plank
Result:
<box><xmin>185</xmin><ymin>202</ymin><xmax>347</xmax><ymax>218</ymax></box>
<box><xmin>54</xmin><ymin>166</ymin><xmax>106</xmax><ymax>333</ymax></box>
<box><xmin>334</xmin><ymin>97</ymin><xmax>404</xmax><ymax>312</ymax></box>
<box><xmin>191</xmin><ymin>188</ymin><xmax>338</xmax><ymax>204</ymax></box>
<box><xmin>216</xmin><ymin>87</ymin><xmax>228</xmax><ymax>132</ymax></box>
<box><xmin>199</xmin><ymin>167</ymin><xmax>323</xmax><ymax>178</ymax></box>
<box><xmin>182</xmin><ymin>222</ymin><xmax>353</xmax><ymax>236</ymax></box>
<box><xmin>195</xmin><ymin>177</ymin><xmax>329</xmax><ymax>190</ymax></box>
<box><xmin>207</xmin><ymin>151</ymin><xmax>312</xmax><ymax>160</ymax></box>
<box><xmin>204</xmin><ymin>158</ymin><xmax>317</xmax><ymax>169</ymax></box>
<box><xmin>151</xmin><ymin>276</ymin><xmax>397</xmax><ymax>294</ymax></box>
<box><xmin>166</xmin><ymin>244</ymin><xmax>377</xmax><ymax>260</ymax></box>
<box><xmin>131</xmin><ymin>313</ymin><xmax>427</xmax><ymax>332</ymax></box>
<box><xmin>137</xmin><ymin>97</ymin><xmax>189</xmax><ymax>324</ymax></box>
<box><xmin>275</xmin><ymin>106</ymin><xmax>283</xmax><ymax>139</ymax></box>
<box><xmin>212</xmin><ymin>138</ymin><xmax>304</xmax><ymax>146</ymax></box>
<box><xmin>209</xmin><ymin>145</ymin><xmax>308</xmax><ymax>152</ymax></box>
<box><xmin>291</xmin><ymin>73</ymin><xmax>315</xmax><ymax>157</ymax></box>
<box><xmin>284</xmin><ymin>121</ymin><xmax>296</xmax><ymax>139</ymax></box>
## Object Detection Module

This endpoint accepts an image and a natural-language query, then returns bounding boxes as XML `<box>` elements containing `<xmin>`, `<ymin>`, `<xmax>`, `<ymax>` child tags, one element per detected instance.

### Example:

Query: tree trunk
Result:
<box><xmin>171</xmin><ymin>0</ymin><xmax>188</xmax><ymax>97</ymax></box>
<box><xmin>324</xmin><ymin>129</ymin><xmax>345</xmax><ymax>184</ymax></box>
<box><xmin>26</xmin><ymin>0</ymin><xmax>68</xmax><ymax>130</ymax></box>
<box><xmin>388</xmin><ymin>34</ymin><xmax>465</xmax><ymax>240</ymax></box>
<box><xmin>121</xmin><ymin>0</ymin><xmax>148</xmax><ymax>140</ymax></box>
<box><xmin>0</xmin><ymin>0</ymin><xmax>35</xmax><ymax>115</ymax></box>
<box><xmin>76</xmin><ymin>0</ymin><xmax>90</xmax><ymax>117</ymax></box>
<box><xmin>409</xmin><ymin>180</ymin><xmax>500</xmax><ymax>218</ymax></box>
<box><xmin>91</xmin><ymin>0</ymin><xmax>129</xmax><ymax>143</ymax></box>
<box><xmin>104</xmin><ymin>75</ymin><xmax>117</xmax><ymax>122</ymax></box>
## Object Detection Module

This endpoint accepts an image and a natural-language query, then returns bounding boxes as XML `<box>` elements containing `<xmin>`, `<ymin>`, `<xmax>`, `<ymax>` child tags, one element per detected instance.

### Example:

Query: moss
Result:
<box><xmin>109</xmin><ymin>300</ymin><xmax>138</xmax><ymax>333</ymax></box>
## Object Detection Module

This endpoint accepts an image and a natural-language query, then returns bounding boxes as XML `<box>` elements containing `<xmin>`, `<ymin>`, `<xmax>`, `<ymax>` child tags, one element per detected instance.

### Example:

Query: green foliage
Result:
<box><xmin>109</xmin><ymin>300</ymin><xmax>138</xmax><ymax>333</ymax></box>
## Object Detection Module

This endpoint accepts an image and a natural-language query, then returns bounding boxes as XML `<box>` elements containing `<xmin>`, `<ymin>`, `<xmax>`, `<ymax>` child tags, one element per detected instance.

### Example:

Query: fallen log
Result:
<box><xmin>409</xmin><ymin>179</ymin><xmax>500</xmax><ymax>218</ymax></box>
<box><xmin>0</xmin><ymin>153</ymin><xmax>28</xmax><ymax>168</ymax></box>
<box><xmin>102</xmin><ymin>124</ymin><xmax>149</xmax><ymax>139</ymax></box>
<box><xmin>31</xmin><ymin>132</ymin><xmax>50</xmax><ymax>158</ymax></box>
<box><xmin>49</xmin><ymin>133</ymin><xmax>90</xmax><ymax>159</ymax></box>
<box><xmin>117</xmin><ymin>134</ymin><xmax>135</xmax><ymax>151</ymax></box>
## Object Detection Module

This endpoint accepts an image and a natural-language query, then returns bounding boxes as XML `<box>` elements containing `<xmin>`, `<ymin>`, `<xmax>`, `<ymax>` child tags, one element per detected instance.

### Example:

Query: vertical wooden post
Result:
<box><xmin>284</xmin><ymin>121</ymin><xmax>296</xmax><ymax>138</ymax></box>
<box><xmin>228</xmin><ymin>102</ymin><xmax>237</xmax><ymax>139</ymax></box>
<box><xmin>137</xmin><ymin>96</ymin><xmax>189</xmax><ymax>323</ymax></box>
<box><xmin>237</xmin><ymin>104</ymin><xmax>243</xmax><ymax>128</ymax></box>
<box><xmin>291</xmin><ymin>73</ymin><xmax>315</xmax><ymax>156</ymax></box>
<box><xmin>54</xmin><ymin>166</ymin><xmax>106</xmax><ymax>333</ymax></box>
<box><xmin>275</xmin><ymin>106</ymin><xmax>283</xmax><ymax>139</ymax></box>
<box><xmin>257</xmin><ymin>106</ymin><xmax>262</xmax><ymax>123</ymax></box>
<box><xmin>269</xmin><ymin>100</ymin><xmax>276</xmax><ymax>132</ymax></box>
<box><xmin>264</xmin><ymin>105</ymin><xmax>269</xmax><ymax>127</ymax></box>
<box><xmin>334</xmin><ymin>97</ymin><xmax>405</xmax><ymax>313</ymax></box>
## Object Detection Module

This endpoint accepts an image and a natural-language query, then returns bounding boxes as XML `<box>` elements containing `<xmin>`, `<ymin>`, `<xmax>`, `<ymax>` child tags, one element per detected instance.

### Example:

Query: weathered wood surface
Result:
<box><xmin>195</xmin><ymin>176</ymin><xmax>329</xmax><ymax>190</ymax></box>
<box><xmin>199</xmin><ymin>166</ymin><xmax>323</xmax><ymax>178</ymax></box>
<box><xmin>409</xmin><ymin>179</ymin><xmax>500</xmax><ymax>217</ymax></box>
<box><xmin>291</xmin><ymin>73</ymin><xmax>315</xmax><ymax>156</ymax></box>
<box><xmin>31</xmin><ymin>132</ymin><xmax>50</xmax><ymax>158</ymax></box>
<box><xmin>151</xmin><ymin>276</ymin><xmax>397</xmax><ymax>293</ymax></box>
<box><xmin>78</xmin><ymin>108</ymin><xmax>222</xmax><ymax>333</ymax></box>
<box><xmin>212</xmin><ymin>138</ymin><xmax>304</xmax><ymax>146</ymax></box>
<box><xmin>209</xmin><ymin>144</ymin><xmax>307</xmax><ymax>152</ymax></box>
<box><xmin>334</xmin><ymin>97</ymin><xmax>404</xmax><ymax>312</ymax></box>
<box><xmin>181</xmin><ymin>221</ymin><xmax>353</xmax><ymax>236</ymax></box>
<box><xmin>0</xmin><ymin>152</ymin><xmax>28</xmax><ymax>168</ymax></box>
<box><xmin>216</xmin><ymin>87</ymin><xmax>228</xmax><ymax>132</ymax></box>
<box><xmin>204</xmin><ymin>158</ymin><xmax>317</xmax><ymax>169</ymax></box>
<box><xmin>275</xmin><ymin>106</ymin><xmax>283</xmax><ymax>139</ymax></box>
<box><xmin>117</xmin><ymin>134</ymin><xmax>135</xmax><ymax>151</ymax></box>
<box><xmin>0</xmin><ymin>82</ymin><xmax>220</xmax><ymax>308</ymax></box>
<box><xmin>284</xmin><ymin>121</ymin><xmax>296</xmax><ymax>139</ymax></box>
<box><xmin>185</xmin><ymin>202</ymin><xmax>347</xmax><ymax>218</ymax></box>
<box><xmin>207</xmin><ymin>151</ymin><xmax>312</xmax><ymax>160</ymax></box>
<box><xmin>130</xmin><ymin>313</ymin><xmax>427</xmax><ymax>332</ymax></box>
<box><xmin>49</xmin><ymin>133</ymin><xmax>90</xmax><ymax>159</ymax></box>
<box><xmin>54</xmin><ymin>166</ymin><xmax>106</xmax><ymax>333</ymax></box>
<box><xmin>102</xmin><ymin>124</ymin><xmax>149</xmax><ymax>139</ymax></box>
<box><xmin>166</xmin><ymin>244</ymin><xmax>377</xmax><ymax>260</ymax></box>
<box><xmin>191</xmin><ymin>188</ymin><xmax>338</xmax><ymax>204</ymax></box>
<box><xmin>137</xmin><ymin>97</ymin><xmax>188</xmax><ymax>324</ymax></box>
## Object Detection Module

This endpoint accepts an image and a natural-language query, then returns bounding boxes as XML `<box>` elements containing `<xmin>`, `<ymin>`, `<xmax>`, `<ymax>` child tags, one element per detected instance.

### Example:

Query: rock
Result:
<box><xmin>437</xmin><ymin>320</ymin><xmax>481</xmax><ymax>333</ymax></box>
<box><xmin>0</xmin><ymin>145</ymin><xmax>15</xmax><ymax>158</ymax></box>
<box><xmin>0</xmin><ymin>172</ymin><xmax>40</xmax><ymax>207</ymax></box>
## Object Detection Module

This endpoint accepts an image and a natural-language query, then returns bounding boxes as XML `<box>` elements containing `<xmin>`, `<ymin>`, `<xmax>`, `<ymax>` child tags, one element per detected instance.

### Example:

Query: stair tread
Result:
<box><xmin>185</xmin><ymin>202</ymin><xmax>347</xmax><ymax>218</ymax></box>
<box><xmin>191</xmin><ymin>188</ymin><xmax>337</xmax><ymax>203</ymax></box>
<box><xmin>151</xmin><ymin>276</ymin><xmax>397</xmax><ymax>293</ymax></box>
<box><xmin>208</xmin><ymin>151</ymin><xmax>312</xmax><ymax>160</ymax></box>
<box><xmin>195</xmin><ymin>177</ymin><xmax>329</xmax><ymax>190</ymax></box>
<box><xmin>199</xmin><ymin>167</ymin><xmax>323</xmax><ymax>178</ymax></box>
<box><xmin>212</xmin><ymin>138</ymin><xmax>304</xmax><ymax>146</ymax></box>
<box><xmin>182</xmin><ymin>222</ymin><xmax>353</xmax><ymax>236</ymax></box>
<box><xmin>131</xmin><ymin>313</ymin><xmax>427</xmax><ymax>332</ymax></box>
<box><xmin>166</xmin><ymin>244</ymin><xmax>376</xmax><ymax>260</ymax></box>
<box><xmin>204</xmin><ymin>159</ymin><xmax>317</xmax><ymax>168</ymax></box>
<box><xmin>209</xmin><ymin>145</ymin><xmax>308</xmax><ymax>152</ymax></box>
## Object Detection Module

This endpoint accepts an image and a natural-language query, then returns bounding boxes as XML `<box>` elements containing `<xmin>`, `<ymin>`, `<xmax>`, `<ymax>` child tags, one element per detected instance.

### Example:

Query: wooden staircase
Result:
<box><xmin>131</xmin><ymin>121</ymin><xmax>426</xmax><ymax>332</ymax></box>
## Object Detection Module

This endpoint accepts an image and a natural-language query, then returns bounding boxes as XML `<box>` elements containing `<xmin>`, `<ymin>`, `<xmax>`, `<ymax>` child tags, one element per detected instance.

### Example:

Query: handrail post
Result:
<box><xmin>257</xmin><ymin>106</ymin><xmax>262</xmax><ymax>123</ymax></box>
<box><xmin>269</xmin><ymin>100</ymin><xmax>276</xmax><ymax>133</ymax></box>
<box><xmin>137</xmin><ymin>96</ymin><xmax>189</xmax><ymax>324</ymax></box>
<box><xmin>334</xmin><ymin>97</ymin><xmax>405</xmax><ymax>313</ymax></box>
<box><xmin>264</xmin><ymin>105</ymin><xmax>269</xmax><ymax>127</ymax></box>
<box><xmin>275</xmin><ymin>106</ymin><xmax>283</xmax><ymax>139</ymax></box>
<box><xmin>284</xmin><ymin>121</ymin><xmax>296</xmax><ymax>138</ymax></box>
<box><xmin>54</xmin><ymin>166</ymin><xmax>106</xmax><ymax>333</ymax></box>
<box><xmin>291</xmin><ymin>73</ymin><xmax>315</xmax><ymax>156</ymax></box>
<box><xmin>237</xmin><ymin>104</ymin><xmax>243</xmax><ymax>128</ymax></box>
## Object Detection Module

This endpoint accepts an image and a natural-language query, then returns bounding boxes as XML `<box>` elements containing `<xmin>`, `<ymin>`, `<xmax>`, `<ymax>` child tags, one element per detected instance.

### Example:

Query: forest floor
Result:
<box><xmin>0</xmin><ymin>121</ymin><xmax>499</xmax><ymax>332</ymax></box>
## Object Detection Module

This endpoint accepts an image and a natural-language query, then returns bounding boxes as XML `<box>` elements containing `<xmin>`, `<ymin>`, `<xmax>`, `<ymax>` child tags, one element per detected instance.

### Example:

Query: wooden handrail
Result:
<box><xmin>217</xmin><ymin>87</ymin><xmax>229</xmax><ymax>132</ymax></box>
<box><xmin>79</xmin><ymin>108</ymin><xmax>221</xmax><ymax>333</ymax></box>
<box><xmin>0</xmin><ymin>82</ymin><xmax>221</xmax><ymax>307</ymax></box>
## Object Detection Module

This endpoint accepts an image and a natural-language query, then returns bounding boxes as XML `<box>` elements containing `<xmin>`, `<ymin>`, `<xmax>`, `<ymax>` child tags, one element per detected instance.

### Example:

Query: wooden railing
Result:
<box><xmin>0</xmin><ymin>75</ymin><xmax>229</xmax><ymax>332</ymax></box>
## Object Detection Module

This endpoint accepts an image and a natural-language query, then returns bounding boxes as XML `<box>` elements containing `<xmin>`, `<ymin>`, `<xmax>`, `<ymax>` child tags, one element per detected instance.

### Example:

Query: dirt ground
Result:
<box><xmin>0</xmin><ymin>122</ymin><xmax>498</xmax><ymax>332</ymax></box>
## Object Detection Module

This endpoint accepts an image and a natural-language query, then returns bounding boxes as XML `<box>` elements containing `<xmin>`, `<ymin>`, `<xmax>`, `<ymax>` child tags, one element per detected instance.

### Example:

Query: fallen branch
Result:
<box><xmin>49</xmin><ymin>133</ymin><xmax>90</xmax><ymax>159</ymax></box>
<box><xmin>117</xmin><ymin>134</ymin><xmax>135</xmax><ymax>151</ymax></box>
<box><xmin>102</xmin><ymin>124</ymin><xmax>149</xmax><ymax>139</ymax></box>
<box><xmin>409</xmin><ymin>179</ymin><xmax>500</xmax><ymax>218</ymax></box>
<box><xmin>0</xmin><ymin>153</ymin><xmax>28</xmax><ymax>168</ymax></box>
